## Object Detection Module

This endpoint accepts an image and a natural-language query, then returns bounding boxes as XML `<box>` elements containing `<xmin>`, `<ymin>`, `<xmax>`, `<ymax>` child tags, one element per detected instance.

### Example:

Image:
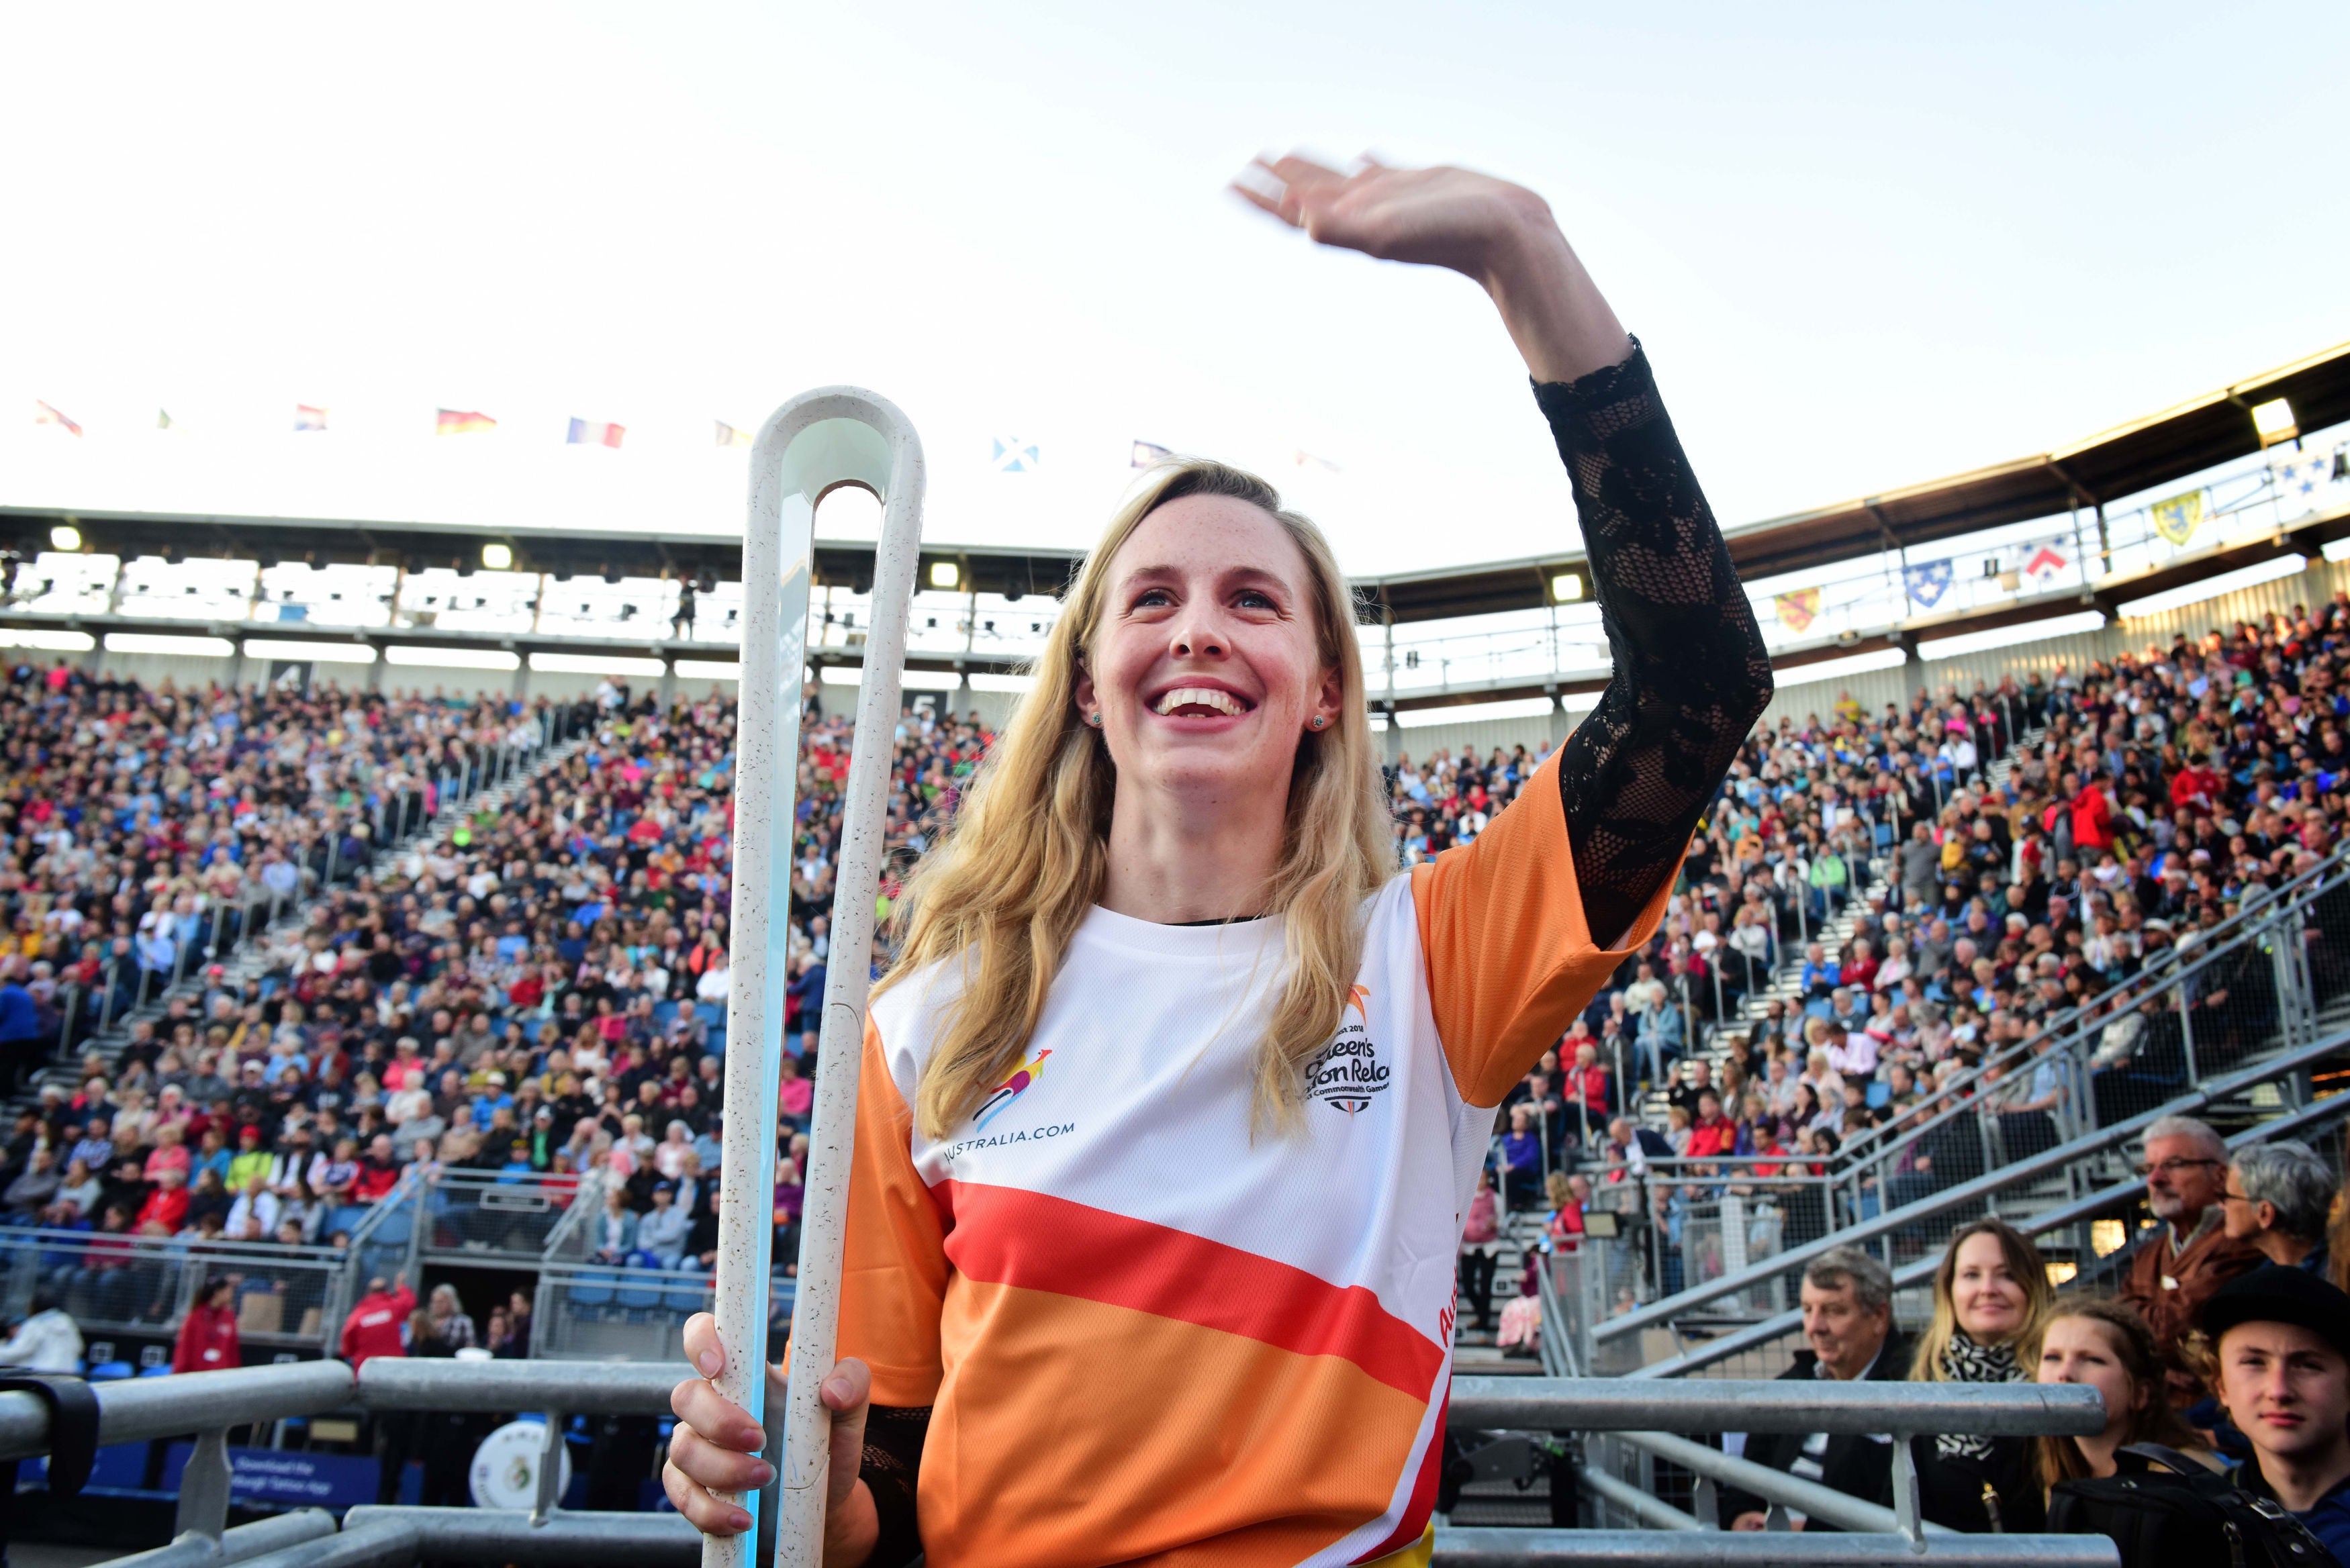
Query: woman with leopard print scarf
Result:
<box><xmin>1906</xmin><ymin>1218</ymin><xmax>2057</xmax><ymax>1532</ymax></box>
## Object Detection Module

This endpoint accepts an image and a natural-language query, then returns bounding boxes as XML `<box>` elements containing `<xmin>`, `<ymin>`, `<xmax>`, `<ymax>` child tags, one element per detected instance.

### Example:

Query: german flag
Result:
<box><xmin>435</xmin><ymin>408</ymin><xmax>497</xmax><ymax>436</ymax></box>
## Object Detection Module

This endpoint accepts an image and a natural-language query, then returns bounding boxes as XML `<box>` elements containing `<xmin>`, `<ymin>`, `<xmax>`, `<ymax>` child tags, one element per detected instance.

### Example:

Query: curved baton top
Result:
<box><xmin>704</xmin><ymin>388</ymin><xmax>925</xmax><ymax>1568</ymax></box>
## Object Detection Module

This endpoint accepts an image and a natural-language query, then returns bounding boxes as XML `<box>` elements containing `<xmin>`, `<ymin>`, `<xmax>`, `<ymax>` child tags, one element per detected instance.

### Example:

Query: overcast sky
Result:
<box><xmin>5</xmin><ymin>2</ymin><xmax>2345</xmax><ymax>576</ymax></box>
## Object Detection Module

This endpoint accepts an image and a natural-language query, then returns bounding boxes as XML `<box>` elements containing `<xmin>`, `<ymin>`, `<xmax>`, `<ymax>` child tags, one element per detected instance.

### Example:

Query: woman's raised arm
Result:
<box><xmin>1238</xmin><ymin>156</ymin><xmax>1773</xmax><ymax>947</ymax></box>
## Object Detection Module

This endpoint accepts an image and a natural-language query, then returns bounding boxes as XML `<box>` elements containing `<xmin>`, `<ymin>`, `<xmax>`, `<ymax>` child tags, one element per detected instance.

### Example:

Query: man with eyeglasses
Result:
<box><xmin>2118</xmin><ymin>1114</ymin><xmax>2264</xmax><ymax>1404</ymax></box>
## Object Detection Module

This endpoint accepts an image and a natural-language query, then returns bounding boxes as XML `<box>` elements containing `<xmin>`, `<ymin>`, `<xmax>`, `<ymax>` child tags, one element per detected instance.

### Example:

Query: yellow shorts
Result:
<box><xmin>1362</xmin><ymin>1524</ymin><xmax>1436</xmax><ymax>1567</ymax></box>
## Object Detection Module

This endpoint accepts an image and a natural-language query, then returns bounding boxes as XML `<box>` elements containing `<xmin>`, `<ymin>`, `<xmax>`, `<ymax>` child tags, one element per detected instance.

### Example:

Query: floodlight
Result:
<box><xmin>2251</xmin><ymin>397</ymin><xmax>2298</xmax><ymax>446</ymax></box>
<box><xmin>2320</xmin><ymin>537</ymin><xmax>2350</xmax><ymax>564</ymax></box>
<box><xmin>481</xmin><ymin>542</ymin><xmax>513</xmax><ymax>571</ymax></box>
<box><xmin>929</xmin><ymin>560</ymin><xmax>959</xmax><ymax>590</ymax></box>
<box><xmin>1551</xmin><ymin>572</ymin><xmax>1583</xmax><ymax>602</ymax></box>
<box><xmin>50</xmin><ymin>525</ymin><xmax>81</xmax><ymax>551</ymax></box>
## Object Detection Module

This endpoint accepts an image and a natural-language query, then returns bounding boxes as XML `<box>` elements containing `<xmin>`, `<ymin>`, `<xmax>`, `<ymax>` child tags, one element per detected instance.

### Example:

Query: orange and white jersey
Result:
<box><xmin>841</xmin><ymin>750</ymin><xmax>1671</xmax><ymax>1567</ymax></box>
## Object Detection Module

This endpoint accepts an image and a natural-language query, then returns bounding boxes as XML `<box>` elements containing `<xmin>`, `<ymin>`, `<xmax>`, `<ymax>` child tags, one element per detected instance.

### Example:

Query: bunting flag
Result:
<box><xmin>2271</xmin><ymin>448</ymin><xmax>2341</xmax><ymax>519</ymax></box>
<box><xmin>295</xmin><ymin>405</ymin><xmax>329</xmax><ymax>433</ymax></box>
<box><xmin>33</xmin><ymin>400</ymin><xmax>81</xmax><ymax>436</ymax></box>
<box><xmin>990</xmin><ymin>436</ymin><xmax>1039</xmax><ymax>473</ymax></box>
<box><xmin>2149</xmin><ymin>489</ymin><xmax>2203</xmax><ymax>546</ymax></box>
<box><xmin>1902</xmin><ymin>558</ymin><xmax>1953</xmax><ymax>609</ymax></box>
<box><xmin>1131</xmin><ymin>440</ymin><xmax>1172</xmax><ymax>468</ymax></box>
<box><xmin>435</xmin><ymin>408</ymin><xmax>497</xmax><ymax>436</ymax></box>
<box><xmin>1773</xmin><ymin>588</ymin><xmax>1821</xmax><ymax>634</ymax></box>
<box><xmin>1295</xmin><ymin>448</ymin><xmax>1340</xmax><ymax>473</ymax></box>
<box><xmin>156</xmin><ymin>409</ymin><xmax>173</xmax><ymax>430</ymax></box>
<box><xmin>566</xmin><ymin>418</ymin><xmax>624</xmax><ymax>448</ymax></box>
<box><xmin>715</xmin><ymin>421</ymin><xmax>753</xmax><ymax>448</ymax></box>
<box><xmin>2021</xmin><ymin>538</ymin><xmax>2072</xmax><ymax>585</ymax></box>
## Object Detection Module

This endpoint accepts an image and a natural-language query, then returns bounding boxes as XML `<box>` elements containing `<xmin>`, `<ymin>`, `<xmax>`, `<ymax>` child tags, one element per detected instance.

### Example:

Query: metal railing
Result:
<box><xmin>406</xmin><ymin>1169</ymin><xmax>592</xmax><ymax>1267</ymax></box>
<box><xmin>1585</xmin><ymin>854</ymin><xmax>2350</xmax><ymax>1351</ymax></box>
<box><xmin>0</xmin><ymin>1361</ymin><xmax>2114</xmax><ymax>1568</ymax></box>
<box><xmin>0</xmin><ymin>1227</ymin><xmax>355</xmax><ymax>1357</ymax></box>
<box><xmin>1623</xmin><ymin>1043</ymin><xmax>2350</xmax><ymax>1380</ymax></box>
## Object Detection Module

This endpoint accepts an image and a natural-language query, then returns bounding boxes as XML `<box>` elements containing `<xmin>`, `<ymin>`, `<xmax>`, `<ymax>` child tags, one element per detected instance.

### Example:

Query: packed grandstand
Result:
<box><xmin>3</xmin><ymin>582</ymin><xmax>2346</xmax><ymax>1350</ymax></box>
<box><xmin>3</xmin><ymin>399</ymin><xmax>2350</xmax><ymax>1543</ymax></box>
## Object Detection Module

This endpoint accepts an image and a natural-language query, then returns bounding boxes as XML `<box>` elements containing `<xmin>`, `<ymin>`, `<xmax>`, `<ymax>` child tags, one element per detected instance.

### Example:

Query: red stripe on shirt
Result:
<box><xmin>937</xmin><ymin>1180</ymin><xmax>1442</xmax><ymax>1400</ymax></box>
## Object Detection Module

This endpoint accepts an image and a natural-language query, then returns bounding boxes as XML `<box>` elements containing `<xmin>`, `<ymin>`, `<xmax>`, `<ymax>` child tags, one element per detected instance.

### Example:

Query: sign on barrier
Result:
<box><xmin>159</xmin><ymin>1442</ymin><xmax>379</xmax><ymax>1510</ymax></box>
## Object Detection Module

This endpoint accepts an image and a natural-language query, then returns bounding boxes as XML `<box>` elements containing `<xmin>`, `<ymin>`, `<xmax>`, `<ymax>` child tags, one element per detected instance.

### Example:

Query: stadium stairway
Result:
<box><xmin>1637</xmin><ymin>724</ymin><xmax>2044</xmax><ymax>1128</ymax></box>
<box><xmin>21</xmin><ymin>732</ymin><xmax>591</xmax><ymax>1112</ymax></box>
<box><xmin>1591</xmin><ymin>847</ymin><xmax>2350</xmax><ymax>1373</ymax></box>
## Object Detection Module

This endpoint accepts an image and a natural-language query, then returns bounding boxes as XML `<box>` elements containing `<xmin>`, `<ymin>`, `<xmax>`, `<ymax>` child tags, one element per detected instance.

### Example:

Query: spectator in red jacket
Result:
<box><xmin>2169</xmin><ymin>759</ymin><xmax>2225</xmax><ymax>818</ymax></box>
<box><xmin>2068</xmin><ymin>770</ymin><xmax>2115</xmax><ymax>854</ymax></box>
<box><xmin>173</xmin><ymin>1275</ymin><xmax>240</xmax><ymax>1374</ymax></box>
<box><xmin>351</xmin><ymin>1135</ymin><xmax>402</xmax><ymax>1204</ymax></box>
<box><xmin>136</xmin><ymin>1167</ymin><xmax>189</xmax><ymax>1235</ymax></box>
<box><xmin>1687</xmin><ymin>1091</ymin><xmax>1736</xmax><ymax>1158</ymax></box>
<box><xmin>339</xmin><ymin>1273</ymin><xmax>416</xmax><ymax>1369</ymax></box>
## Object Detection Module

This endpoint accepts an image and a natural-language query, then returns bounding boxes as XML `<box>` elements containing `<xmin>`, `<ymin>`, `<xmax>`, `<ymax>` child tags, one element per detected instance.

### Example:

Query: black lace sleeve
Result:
<box><xmin>1533</xmin><ymin>340</ymin><xmax>1774</xmax><ymax>947</ymax></box>
<box><xmin>859</xmin><ymin>1403</ymin><xmax>928</xmax><ymax>1568</ymax></box>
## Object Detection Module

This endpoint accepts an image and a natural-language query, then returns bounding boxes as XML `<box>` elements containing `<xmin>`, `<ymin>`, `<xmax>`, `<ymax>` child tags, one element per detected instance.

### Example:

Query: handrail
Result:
<box><xmin>1597</xmin><ymin>1022</ymin><xmax>2350</xmax><ymax>1344</ymax></box>
<box><xmin>1832</xmin><ymin>844</ymin><xmax>2349</xmax><ymax>1169</ymax></box>
<box><xmin>715</xmin><ymin>387</ymin><xmax>925</xmax><ymax>1568</ymax></box>
<box><xmin>1448</xmin><ymin>1377</ymin><xmax>2100</xmax><ymax>1434</ymax></box>
<box><xmin>0</xmin><ymin>1360</ymin><xmax>353</xmax><ymax>1461</ymax></box>
<box><xmin>1634</xmin><ymin>1055</ymin><xmax>2350</xmax><ymax>1378</ymax></box>
<box><xmin>357</xmin><ymin>1356</ymin><xmax>681</xmax><ymax>1414</ymax></box>
<box><xmin>1431</xmin><ymin>1529</ymin><xmax>2114</xmax><ymax>1567</ymax></box>
<box><xmin>1610</xmin><ymin>1428</ymin><xmax>1939</xmax><ymax>1537</ymax></box>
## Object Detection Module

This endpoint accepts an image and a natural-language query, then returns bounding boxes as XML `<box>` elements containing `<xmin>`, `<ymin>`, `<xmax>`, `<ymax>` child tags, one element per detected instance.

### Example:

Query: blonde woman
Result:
<box><xmin>664</xmin><ymin>153</ymin><xmax>1773</xmax><ymax>1567</ymax></box>
<box><xmin>1906</xmin><ymin>1218</ymin><xmax>2055</xmax><ymax>1532</ymax></box>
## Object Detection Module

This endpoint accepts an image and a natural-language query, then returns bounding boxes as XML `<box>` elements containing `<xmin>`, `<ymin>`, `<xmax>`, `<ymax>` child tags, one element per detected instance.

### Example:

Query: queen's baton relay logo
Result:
<box><xmin>974</xmin><ymin>1048</ymin><xmax>1052</xmax><ymax>1129</ymax></box>
<box><xmin>1309</xmin><ymin>985</ymin><xmax>1389</xmax><ymax>1116</ymax></box>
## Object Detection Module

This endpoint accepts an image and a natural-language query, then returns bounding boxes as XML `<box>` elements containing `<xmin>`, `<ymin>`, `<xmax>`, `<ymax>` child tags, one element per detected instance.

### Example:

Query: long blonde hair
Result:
<box><xmin>1910</xmin><ymin>1218</ymin><xmax>2053</xmax><ymax>1379</ymax></box>
<box><xmin>879</xmin><ymin>459</ymin><xmax>1392</xmax><ymax>1141</ymax></box>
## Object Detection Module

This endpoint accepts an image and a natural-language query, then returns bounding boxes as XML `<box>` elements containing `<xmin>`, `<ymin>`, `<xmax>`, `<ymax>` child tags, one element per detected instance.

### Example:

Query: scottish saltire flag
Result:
<box><xmin>2149</xmin><ymin>489</ymin><xmax>2202</xmax><ymax>546</ymax></box>
<box><xmin>1903</xmin><ymin>558</ymin><xmax>1953</xmax><ymax>609</ymax></box>
<box><xmin>1774</xmin><ymin>588</ymin><xmax>1821</xmax><ymax>633</ymax></box>
<box><xmin>1131</xmin><ymin>440</ymin><xmax>1172</xmax><ymax>468</ymax></box>
<box><xmin>33</xmin><ymin>400</ymin><xmax>81</xmax><ymax>436</ymax></box>
<box><xmin>991</xmin><ymin>437</ymin><xmax>1039</xmax><ymax>473</ymax></box>
<box><xmin>295</xmin><ymin>405</ymin><xmax>328</xmax><ymax>432</ymax></box>
<box><xmin>715</xmin><ymin>421</ymin><xmax>753</xmax><ymax>448</ymax></box>
<box><xmin>2271</xmin><ymin>448</ymin><xmax>2341</xmax><ymax>519</ymax></box>
<box><xmin>2021</xmin><ymin>538</ymin><xmax>2071</xmax><ymax>585</ymax></box>
<box><xmin>435</xmin><ymin>408</ymin><xmax>496</xmax><ymax>435</ymax></box>
<box><xmin>567</xmin><ymin>418</ymin><xmax>624</xmax><ymax>448</ymax></box>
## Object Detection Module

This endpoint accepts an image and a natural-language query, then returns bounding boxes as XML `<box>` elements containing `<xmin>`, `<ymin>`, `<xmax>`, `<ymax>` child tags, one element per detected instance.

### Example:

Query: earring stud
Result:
<box><xmin>1309</xmin><ymin>716</ymin><xmax>1327</xmax><ymax>730</ymax></box>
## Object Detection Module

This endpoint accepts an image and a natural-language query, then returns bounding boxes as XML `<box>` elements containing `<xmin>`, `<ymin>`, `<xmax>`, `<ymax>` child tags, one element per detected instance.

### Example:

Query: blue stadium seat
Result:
<box><xmin>652</xmin><ymin>1000</ymin><xmax>678</xmax><ymax>1031</ymax></box>
<box><xmin>568</xmin><ymin>1273</ymin><xmax>615</xmax><ymax>1308</ymax></box>
<box><xmin>614</xmin><ymin>1267</ymin><xmax>663</xmax><ymax>1310</ymax></box>
<box><xmin>696</xmin><ymin>1003</ymin><xmax>724</xmax><ymax>1027</ymax></box>
<box><xmin>139</xmin><ymin>1363</ymin><xmax>173</xmax><ymax>1377</ymax></box>
<box><xmin>373</xmin><ymin>1210</ymin><xmax>413</xmax><ymax>1246</ymax></box>
<box><xmin>664</xmin><ymin>1272</ymin><xmax>708</xmax><ymax>1314</ymax></box>
<box><xmin>85</xmin><ymin>1361</ymin><xmax>134</xmax><ymax>1381</ymax></box>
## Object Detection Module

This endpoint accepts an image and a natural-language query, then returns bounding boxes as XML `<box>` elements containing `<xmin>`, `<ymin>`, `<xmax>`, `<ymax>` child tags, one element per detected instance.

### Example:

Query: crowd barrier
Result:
<box><xmin>0</xmin><ymin>1361</ymin><xmax>2115</xmax><ymax>1568</ymax></box>
<box><xmin>1574</xmin><ymin>852</ymin><xmax>2350</xmax><ymax>1357</ymax></box>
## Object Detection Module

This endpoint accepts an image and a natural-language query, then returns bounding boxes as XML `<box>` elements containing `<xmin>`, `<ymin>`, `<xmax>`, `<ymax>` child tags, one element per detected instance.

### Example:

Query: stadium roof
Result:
<box><xmin>1720</xmin><ymin>336</ymin><xmax>2350</xmax><ymax>583</ymax></box>
<box><xmin>3</xmin><ymin>334</ymin><xmax>2343</xmax><ymax>632</ymax></box>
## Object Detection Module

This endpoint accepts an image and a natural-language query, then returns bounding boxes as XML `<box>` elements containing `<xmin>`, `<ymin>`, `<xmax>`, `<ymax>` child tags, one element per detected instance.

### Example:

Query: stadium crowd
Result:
<box><xmin>0</xmin><ymin>657</ymin><xmax>994</xmax><ymax>1343</ymax></box>
<box><xmin>1485</xmin><ymin>594</ymin><xmax>2350</xmax><ymax>1326</ymax></box>
<box><xmin>2</xmin><ymin>590</ymin><xmax>2347</xmax><ymax>1350</ymax></box>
